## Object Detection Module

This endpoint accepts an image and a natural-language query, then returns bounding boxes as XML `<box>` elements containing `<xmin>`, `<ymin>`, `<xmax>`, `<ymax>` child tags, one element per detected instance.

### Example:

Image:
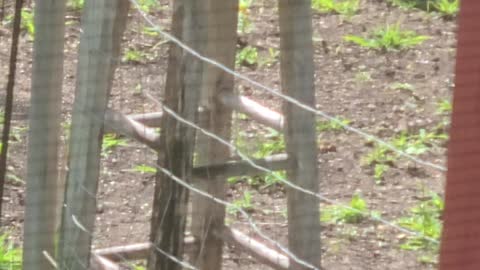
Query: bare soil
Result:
<box><xmin>0</xmin><ymin>0</ymin><xmax>456</xmax><ymax>269</ymax></box>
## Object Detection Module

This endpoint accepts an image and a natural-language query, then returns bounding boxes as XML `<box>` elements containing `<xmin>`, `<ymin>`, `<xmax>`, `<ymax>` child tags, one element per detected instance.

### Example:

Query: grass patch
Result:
<box><xmin>312</xmin><ymin>0</ymin><xmax>359</xmax><ymax>17</ymax></box>
<box><xmin>345</xmin><ymin>24</ymin><xmax>429</xmax><ymax>51</ymax></box>
<box><xmin>0</xmin><ymin>234</ymin><xmax>22</xmax><ymax>270</ymax></box>
<box><xmin>227</xmin><ymin>191</ymin><xmax>254</xmax><ymax>215</ymax></box>
<box><xmin>102</xmin><ymin>134</ymin><xmax>128</xmax><ymax>157</ymax></box>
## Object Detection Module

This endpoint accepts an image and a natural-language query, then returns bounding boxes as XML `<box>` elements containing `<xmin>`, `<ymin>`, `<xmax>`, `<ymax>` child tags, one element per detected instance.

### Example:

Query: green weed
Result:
<box><xmin>132</xmin><ymin>164</ymin><xmax>156</xmax><ymax>174</ymax></box>
<box><xmin>354</xmin><ymin>71</ymin><xmax>373</xmax><ymax>83</ymax></box>
<box><xmin>253</xmin><ymin>128</ymin><xmax>285</xmax><ymax>158</ymax></box>
<box><xmin>67</xmin><ymin>0</ymin><xmax>84</xmax><ymax>10</ymax></box>
<box><xmin>363</xmin><ymin>129</ymin><xmax>447</xmax><ymax>182</ymax></box>
<box><xmin>138</xmin><ymin>0</ymin><xmax>160</xmax><ymax>13</ymax></box>
<box><xmin>259</xmin><ymin>48</ymin><xmax>280</xmax><ymax>68</ymax></box>
<box><xmin>345</xmin><ymin>24</ymin><xmax>429</xmax><ymax>51</ymax></box>
<box><xmin>236</xmin><ymin>46</ymin><xmax>259</xmax><ymax>68</ymax></box>
<box><xmin>321</xmin><ymin>193</ymin><xmax>368</xmax><ymax>224</ymax></box>
<box><xmin>436</xmin><ymin>99</ymin><xmax>452</xmax><ymax>114</ymax></box>
<box><xmin>8</xmin><ymin>9</ymin><xmax>35</xmax><ymax>39</ymax></box>
<box><xmin>397</xmin><ymin>192</ymin><xmax>443</xmax><ymax>256</ymax></box>
<box><xmin>431</xmin><ymin>0</ymin><xmax>459</xmax><ymax>17</ymax></box>
<box><xmin>388</xmin><ymin>0</ymin><xmax>458</xmax><ymax>17</ymax></box>
<box><xmin>238</xmin><ymin>0</ymin><xmax>253</xmax><ymax>34</ymax></box>
<box><xmin>123</xmin><ymin>48</ymin><xmax>149</xmax><ymax>63</ymax></box>
<box><xmin>0</xmin><ymin>234</ymin><xmax>22</xmax><ymax>270</ymax></box>
<box><xmin>102</xmin><ymin>134</ymin><xmax>128</xmax><ymax>157</ymax></box>
<box><xmin>390</xmin><ymin>82</ymin><xmax>415</xmax><ymax>92</ymax></box>
<box><xmin>141</xmin><ymin>26</ymin><xmax>160</xmax><ymax>37</ymax></box>
<box><xmin>227</xmin><ymin>191</ymin><xmax>254</xmax><ymax>215</ymax></box>
<box><xmin>312</xmin><ymin>0</ymin><xmax>359</xmax><ymax>17</ymax></box>
<box><xmin>316</xmin><ymin>117</ymin><xmax>352</xmax><ymax>132</ymax></box>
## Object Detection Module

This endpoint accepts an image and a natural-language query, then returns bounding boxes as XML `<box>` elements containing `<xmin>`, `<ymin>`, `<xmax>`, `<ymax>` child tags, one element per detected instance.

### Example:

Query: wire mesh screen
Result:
<box><xmin>0</xmin><ymin>0</ymin><xmax>467</xmax><ymax>269</ymax></box>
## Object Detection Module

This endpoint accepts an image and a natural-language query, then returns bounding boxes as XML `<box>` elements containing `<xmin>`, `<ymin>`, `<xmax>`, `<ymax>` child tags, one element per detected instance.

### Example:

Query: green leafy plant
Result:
<box><xmin>317</xmin><ymin>117</ymin><xmax>352</xmax><ymax>132</ymax></box>
<box><xmin>236</xmin><ymin>46</ymin><xmax>259</xmax><ymax>68</ymax></box>
<box><xmin>431</xmin><ymin>0</ymin><xmax>459</xmax><ymax>17</ymax></box>
<box><xmin>67</xmin><ymin>0</ymin><xmax>84</xmax><ymax>10</ymax></box>
<box><xmin>102</xmin><ymin>134</ymin><xmax>128</xmax><ymax>157</ymax></box>
<box><xmin>363</xmin><ymin>129</ymin><xmax>447</xmax><ymax>182</ymax></box>
<box><xmin>387</xmin><ymin>0</ymin><xmax>419</xmax><ymax>9</ymax></box>
<box><xmin>253</xmin><ymin>128</ymin><xmax>285</xmax><ymax>158</ymax></box>
<box><xmin>436</xmin><ymin>99</ymin><xmax>452</xmax><ymax>114</ymax></box>
<box><xmin>397</xmin><ymin>192</ymin><xmax>443</xmax><ymax>255</ymax></box>
<box><xmin>142</xmin><ymin>26</ymin><xmax>160</xmax><ymax>37</ymax></box>
<box><xmin>390</xmin><ymin>82</ymin><xmax>415</xmax><ymax>92</ymax></box>
<box><xmin>227</xmin><ymin>191</ymin><xmax>254</xmax><ymax>215</ymax></box>
<box><xmin>238</xmin><ymin>0</ymin><xmax>253</xmax><ymax>34</ymax></box>
<box><xmin>20</xmin><ymin>9</ymin><xmax>34</xmax><ymax>38</ymax></box>
<box><xmin>259</xmin><ymin>48</ymin><xmax>280</xmax><ymax>68</ymax></box>
<box><xmin>345</xmin><ymin>24</ymin><xmax>429</xmax><ymax>51</ymax></box>
<box><xmin>123</xmin><ymin>48</ymin><xmax>149</xmax><ymax>63</ymax></box>
<box><xmin>0</xmin><ymin>234</ymin><xmax>22</xmax><ymax>270</ymax></box>
<box><xmin>138</xmin><ymin>0</ymin><xmax>160</xmax><ymax>13</ymax></box>
<box><xmin>132</xmin><ymin>164</ymin><xmax>157</xmax><ymax>174</ymax></box>
<box><xmin>354</xmin><ymin>71</ymin><xmax>372</xmax><ymax>83</ymax></box>
<box><xmin>321</xmin><ymin>193</ymin><xmax>368</xmax><ymax>224</ymax></box>
<box><xmin>312</xmin><ymin>0</ymin><xmax>359</xmax><ymax>17</ymax></box>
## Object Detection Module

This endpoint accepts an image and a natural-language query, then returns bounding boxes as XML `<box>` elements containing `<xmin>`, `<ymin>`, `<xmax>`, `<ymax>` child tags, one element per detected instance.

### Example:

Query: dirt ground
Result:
<box><xmin>0</xmin><ymin>0</ymin><xmax>456</xmax><ymax>269</ymax></box>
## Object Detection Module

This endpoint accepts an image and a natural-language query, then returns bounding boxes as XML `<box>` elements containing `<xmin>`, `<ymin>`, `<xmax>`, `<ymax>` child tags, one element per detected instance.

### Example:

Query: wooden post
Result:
<box><xmin>147</xmin><ymin>0</ymin><xmax>206</xmax><ymax>269</ymax></box>
<box><xmin>57</xmin><ymin>2</ymin><xmax>130</xmax><ymax>269</ymax></box>
<box><xmin>23</xmin><ymin>1</ymin><xmax>65</xmax><ymax>270</ymax></box>
<box><xmin>189</xmin><ymin>1</ymin><xmax>238</xmax><ymax>270</ymax></box>
<box><xmin>439</xmin><ymin>1</ymin><xmax>480</xmax><ymax>270</ymax></box>
<box><xmin>277</xmin><ymin>0</ymin><xmax>321</xmax><ymax>269</ymax></box>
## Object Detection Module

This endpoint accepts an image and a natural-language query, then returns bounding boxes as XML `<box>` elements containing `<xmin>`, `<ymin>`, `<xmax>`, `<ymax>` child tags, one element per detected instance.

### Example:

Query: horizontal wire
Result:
<box><xmin>129</xmin><ymin>0</ymin><xmax>447</xmax><ymax>172</ymax></box>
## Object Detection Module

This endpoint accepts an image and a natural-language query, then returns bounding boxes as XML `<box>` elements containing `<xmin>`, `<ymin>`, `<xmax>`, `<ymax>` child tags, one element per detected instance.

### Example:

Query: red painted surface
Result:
<box><xmin>439</xmin><ymin>1</ymin><xmax>480</xmax><ymax>269</ymax></box>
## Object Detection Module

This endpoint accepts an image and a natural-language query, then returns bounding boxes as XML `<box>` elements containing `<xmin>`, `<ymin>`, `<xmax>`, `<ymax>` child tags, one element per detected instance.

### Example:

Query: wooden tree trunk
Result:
<box><xmin>147</xmin><ymin>1</ymin><xmax>206</xmax><ymax>269</ymax></box>
<box><xmin>23</xmin><ymin>1</ymin><xmax>66</xmax><ymax>270</ymax></box>
<box><xmin>278</xmin><ymin>0</ymin><xmax>322</xmax><ymax>269</ymax></box>
<box><xmin>190</xmin><ymin>1</ymin><xmax>238</xmax><ymax>269</ymax></box>
<box><xmin>57</xmin><ymin>2</ymin><xmax>130</xmax><ymax>269</ymax></box>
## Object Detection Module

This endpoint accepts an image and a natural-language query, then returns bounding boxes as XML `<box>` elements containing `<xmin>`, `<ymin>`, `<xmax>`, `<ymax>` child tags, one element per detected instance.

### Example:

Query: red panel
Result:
<box><xmin>439</xmin><ymin>1</ymin><xmax>480</xmax><ymax>269</ymax></box>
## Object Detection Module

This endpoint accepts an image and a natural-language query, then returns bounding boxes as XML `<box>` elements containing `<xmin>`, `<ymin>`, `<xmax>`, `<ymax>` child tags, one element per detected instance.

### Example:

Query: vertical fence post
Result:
<box><xmin>190</xmin><ymin>1</ymin><xmax>238</xmax><ymax>269</ymax></box>
<box><xmin>57</xmin><ymin>2</ymin><xmax>130</xmax><ymax>269</ymax></box>
<box><xmin>439</xmin><ymin>1</ymin><xmax>480</xmax><ymax>270</ymax></box>
<box><xmin>278</xmin><ymin>0</ymin><xmax>321</xmax><ymax>269</ymax></box>
<box><xmin>147</xmin><ymin>0</ymin><xmax>206</xmax><ymax>269</ymax></box>
<box><xmin>23</xmin><ymin>1</ymin><xmax>65</xmax><ymax>270</ymax></box>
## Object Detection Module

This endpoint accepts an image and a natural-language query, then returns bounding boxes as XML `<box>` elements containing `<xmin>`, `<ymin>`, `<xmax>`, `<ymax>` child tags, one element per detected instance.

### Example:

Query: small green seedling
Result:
<box><xmin>132</xmin><ymin>164</ymin><xmax>157</xmax><ymax>174</ymax></box>
<box><xmin>312</xmin><ymin>0</ymin><xmax>359</xmax><ymax>17</ymax></box>
<box><xmin>354</xmin><ymin>71</ymin><xmax>372</xmax><ymax>83</ymax></box>
<box><xmin>363</xmin><ymin>128</ymin><xmax>447</xmax><ymax>182</ymax></box>
<box><xmin>67</xmin><ymin>0</ymin><xmax>84</xmax><ymax>10</ymax></box>
<box><xmin>316</xmin><ymin>117</ymin><xmax>352</xmax><ymax>132</ymax></box>
<box><xmin>431</xmin><ymin>0</ymin><xmax>459</xmax><ymax>17</ymax></box>
<box><xmin>321</xmin><ymin>193</ymin><xmax>368</xmax><ymax>224</ymax></box>
<box><xmin>0</xmin><ymin>234</ymin><xmax>22</xmax><ymax>270</ymax></box>
<box><xmin>387</xmin><ymin>0</ymin><xmax>418</xmax><ymax>9</ymax></box>
<box><xmin>345</xmin><ymin>24</ymin><xmax>429</xmax><ymax>51</ymax></box>
<box><xmin>138</xmin><ymin>0</ymin><xmax>160</xmax><ymax>13</ymax></box>
<box><xmin>436</xmin><ymin>99</ymin><xmax>452</xmax><ymax>114</ymax></box>
<box><xmin>227</xmin><ymin>191</ymin><xmax>254</xmax><ymax>215</ymax></box>
<box><xmin>390</xmin><ymin>82</ymin><xmax>415</xmax><ymax>92</ymax></box>
<box><xmin>123</xmin><ymin>48</ymin><xmax>149</xmax><ymax>63</ymax></box>
<box><xmin>259</xmin><ymin>48</ymin><xmax>280</xmax><ymax>68</ymax></box>
<box><xmin>236</xmin><ymin>46</ymin><xmax>259</xmax><ymax>68</ymax></box>
<box><xmin>8</xmin><ymin>9</ymin><xmax>35</xmax><ymax>39</ymax></box>
<box><xmin>254</xmin><ymin>128</ymin><xmax>285</xmax><ymax>158</ymax></box>
<box><xmin>238</xmin><ymin>0</ymin><xmax>253</xmax><ymax>34</ymax></box>
<box><xmin>397</xmin><ymin>192</ymin><xmax>443</xmax><ymax>256</ymax></box>
<box><xmin>102</xmin><ymin>134</ymin><xmax>128</xmax><ymax>157</ymax></box>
